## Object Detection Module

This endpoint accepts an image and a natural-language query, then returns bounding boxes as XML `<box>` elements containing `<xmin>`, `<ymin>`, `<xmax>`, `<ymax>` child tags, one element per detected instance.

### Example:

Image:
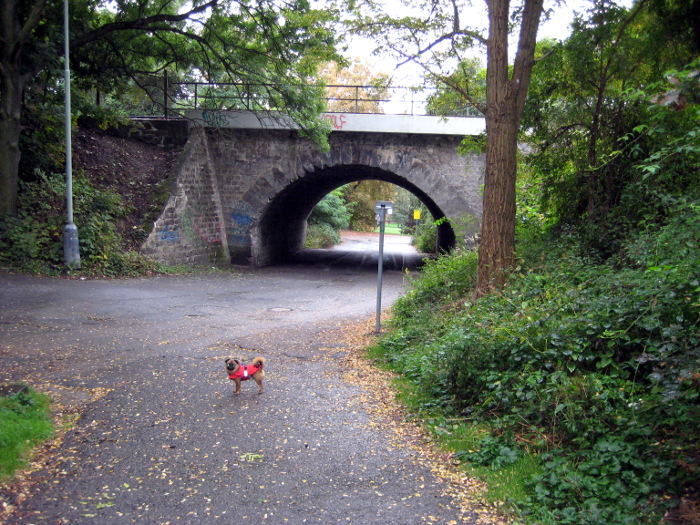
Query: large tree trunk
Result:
<box><xmin>0</xmin><ymin>66</ymin><xmax>23</xmax><ymax>217</ymax></box>
<box><xmin>1</xmin><ymin>0</ymin><xmax>46</xmax><ymax>217</ymax></box>
<box><xmin>478</xmin><ymin>106</ymin><xmax>518</xmax><ymax>292</ymax></box>
<box><xmin>476</xmin><ymin>0</ymin><xmax>543</xmax><ymax>295</ymax></box>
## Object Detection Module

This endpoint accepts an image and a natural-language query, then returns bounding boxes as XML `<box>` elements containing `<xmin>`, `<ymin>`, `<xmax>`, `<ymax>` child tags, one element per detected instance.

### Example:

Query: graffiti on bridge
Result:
<box><xmin>156</xmin><ymin>208</ymin><xmax>222</xmax><ymax>244</ymax></box>
<box><xmin>157</xmin><ymin>225</ymin><xmax>180</xmax><ymax>243</ymax></box>
<box><xmin>231</xmin><ymin>213</ymin><xmax>252</xmax><ymax>226</ymax></box>
<box><xmin>322</xmin><ymin>113</ymin><xmax>348</xmax><ymax>130</ymax></box>
<box><xmin>227</xmin><ymin>202</ymin><xmax>254</xmax><ymax>246</ymax></box>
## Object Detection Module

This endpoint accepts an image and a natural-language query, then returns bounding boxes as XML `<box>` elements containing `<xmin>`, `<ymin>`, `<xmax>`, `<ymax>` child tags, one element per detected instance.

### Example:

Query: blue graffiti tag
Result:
<box><xmin>230</xmin><ymin>213</ymin><xmax>253</xmax><ymax>227</ymax></box>
<box><xmin>229</xmin><ymin>234</ymin><xmax>249</xmax><ymax>246</ymax></box>
<box><xmin>158</xmin><ymin>226</ymin><xmax>180</xmax><ymax>242</ymax></box>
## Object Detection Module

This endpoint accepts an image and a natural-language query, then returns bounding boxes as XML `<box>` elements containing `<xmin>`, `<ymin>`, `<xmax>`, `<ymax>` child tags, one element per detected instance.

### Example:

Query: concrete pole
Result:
<box><xmin>63</xmin><ymin>0</ymin><xmax>80</xmax><ymax>268</ymax></box>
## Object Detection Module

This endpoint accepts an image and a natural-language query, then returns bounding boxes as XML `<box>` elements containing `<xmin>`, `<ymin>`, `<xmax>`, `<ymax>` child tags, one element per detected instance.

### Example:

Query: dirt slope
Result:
<box><xmin>72</xmin><ymin>127</ymin><xmax>183</xmax><ymax>250</ymax></box>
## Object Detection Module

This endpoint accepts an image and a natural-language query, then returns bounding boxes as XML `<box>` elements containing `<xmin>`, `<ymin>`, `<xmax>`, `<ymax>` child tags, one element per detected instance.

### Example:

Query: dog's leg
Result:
<box><xmin>254</xmin><ymin>377</ymin><xmax>263</xmax><ymax>394</ymax></box>
<box><xmin>233</xmin><ymin>379</ymin><xmax>242</xmax><ymax>395</ymax></box>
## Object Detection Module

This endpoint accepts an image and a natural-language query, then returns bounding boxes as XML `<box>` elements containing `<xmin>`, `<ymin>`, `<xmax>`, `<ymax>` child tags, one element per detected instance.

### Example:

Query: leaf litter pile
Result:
<box><xmin>327</xmin><ymin>315</ymin><xmax>509</xmax><ymax>525</ymax></box>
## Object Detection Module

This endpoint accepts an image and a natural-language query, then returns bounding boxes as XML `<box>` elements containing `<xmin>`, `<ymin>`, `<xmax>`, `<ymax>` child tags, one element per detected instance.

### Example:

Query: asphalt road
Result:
<box><xmin>0</xmin><ymin>238</ymin><xmax>484</xmax><ymax>524</ymax></box>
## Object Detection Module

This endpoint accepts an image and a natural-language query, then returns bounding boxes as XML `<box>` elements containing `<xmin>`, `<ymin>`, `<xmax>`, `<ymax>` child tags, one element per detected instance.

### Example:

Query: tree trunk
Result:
<box><xmin>1</xmin><ymin>0</ymin><xmax>46</xmax><ymax>217</ymax></box>
<box><xmin>478</xmin><ymin>106</ymin><xmax>518</xmax><ymax>293</ymax></box>
<box><xmin>477</xmin><ymin>0</ymin><xmax>518</xmax><ymax>294</ymax></box>
<box><xmin>476</xmin><ymin>0</ymin><xmax>543</xmax><ymax>295</ymax></box>
<box><xmin>0</xmin><ymin>66</ymin><xmax>23</xmax><ymax>217</ymax></box>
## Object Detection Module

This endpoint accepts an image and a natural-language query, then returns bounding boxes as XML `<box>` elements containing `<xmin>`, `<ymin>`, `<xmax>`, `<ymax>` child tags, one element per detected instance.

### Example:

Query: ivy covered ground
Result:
<box><xmin>369</xmin><ymin>205</ymin><xmax>700</xmax><ymax>524</ymax></box>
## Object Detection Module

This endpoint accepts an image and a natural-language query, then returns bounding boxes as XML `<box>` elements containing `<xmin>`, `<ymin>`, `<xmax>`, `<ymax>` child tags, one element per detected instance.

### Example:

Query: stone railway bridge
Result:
<box><xmin>138</xmin><ymin>110</ymin><xmax>486</xmax><ymax>266</ymax></box>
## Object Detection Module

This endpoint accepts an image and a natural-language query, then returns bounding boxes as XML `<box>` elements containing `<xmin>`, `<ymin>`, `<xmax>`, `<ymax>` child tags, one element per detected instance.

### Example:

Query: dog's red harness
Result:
<box><xmin>228</xmin><ymin>362</ymin><xmax>262</xmax><ymax>381</ymax></box>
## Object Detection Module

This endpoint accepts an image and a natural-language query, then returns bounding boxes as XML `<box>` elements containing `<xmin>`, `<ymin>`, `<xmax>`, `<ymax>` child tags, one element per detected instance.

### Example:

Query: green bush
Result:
<box><xmin>304</xmin><ymin>190</ymin><xmax>351</xmax><ymax>248</ymax></box>
<box><xmin>0</xmin><ymin>171</ymin><xmax>159</xmax><ymax>276</ymax></box>
<box><xmin>373</xmin><ymin>202</ymin><xmax>700</xmax><ymax>523</ymax></box>
<box><xmin>308</xmin><ymin>190</ymin><xmax>351</xmax><ymax>231</ymax></box>
<box><xmin>304</xmin><ymin>222</ymin><xmax>341</xmax><ymax>248</ymax></box>
<box><xmin>412</xmin><ymin>218</ymin><xmax>437</xmax><ymax>253</ymax></box>
<box><xmin>393</xmin><ymin>248</ymin><xmax>478</xmax><ymax>316</ymax></box>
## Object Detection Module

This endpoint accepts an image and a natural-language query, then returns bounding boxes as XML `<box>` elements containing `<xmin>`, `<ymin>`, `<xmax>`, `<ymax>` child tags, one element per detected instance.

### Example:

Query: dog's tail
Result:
<box><xmin>252</xmin><ymin>356</ymin><xmax>265</xmax><ymax>369</ymax></box>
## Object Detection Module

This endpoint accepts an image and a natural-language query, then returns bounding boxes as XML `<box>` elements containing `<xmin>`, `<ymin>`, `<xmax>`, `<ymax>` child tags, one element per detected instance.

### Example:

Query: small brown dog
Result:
<box><xmin>225</xmin><ymin>357</ymin><xmax>265</xmax><ymax>394</ymax></box>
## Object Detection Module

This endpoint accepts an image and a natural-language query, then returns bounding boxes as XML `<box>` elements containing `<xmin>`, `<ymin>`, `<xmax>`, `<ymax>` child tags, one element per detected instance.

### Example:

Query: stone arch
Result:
<box><xmin>232</xmin><ymin>130</ymin><xmax>484</xmax><ymax>266</ymax></box>
<box><xmin>250</xmin><ymin>164</ymin><xmax>457</xmax><ymax>266</ymax></box>
<box><xmin>142</xmin><ymin>127</ymin><xmax>484</xmax><ymax>267</ymax></box>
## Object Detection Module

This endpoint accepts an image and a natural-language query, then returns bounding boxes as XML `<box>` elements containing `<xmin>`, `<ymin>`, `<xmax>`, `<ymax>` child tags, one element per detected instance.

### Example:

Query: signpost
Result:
<box><xmin>374</xmin><ymin>201</ymin><xmax>393</xmax><ymax>333</ymax></box>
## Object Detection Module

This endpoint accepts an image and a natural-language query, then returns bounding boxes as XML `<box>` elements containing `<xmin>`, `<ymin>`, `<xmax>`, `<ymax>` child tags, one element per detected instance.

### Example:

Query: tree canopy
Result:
<box><xmin>0</xmin><ymin>0</ymin><xmax>342</xmax><ymax>216</ymax></box>
<box><xmin>319</xmin><ymin>59</ymin><xmax>390</xmax><ymax>113</ymax></box>
<box><xmin>345</xmin><ymin>0</ymin><xmax>545</xmax><ymax>293</ymax></box>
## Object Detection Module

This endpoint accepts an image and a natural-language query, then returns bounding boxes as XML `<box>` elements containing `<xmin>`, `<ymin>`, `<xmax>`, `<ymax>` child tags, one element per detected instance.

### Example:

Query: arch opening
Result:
<box><xmin>250</xmin><ymin>164</ymin><xmax>456</xmax><ymax>266</ymax></box>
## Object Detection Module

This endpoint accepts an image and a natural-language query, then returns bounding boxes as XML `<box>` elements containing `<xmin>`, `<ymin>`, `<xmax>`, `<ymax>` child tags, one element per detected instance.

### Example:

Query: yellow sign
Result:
<box><xmin>413</xmin><ymin>210</ymin><xmax>421</xmax><ymax>220</ymax></box>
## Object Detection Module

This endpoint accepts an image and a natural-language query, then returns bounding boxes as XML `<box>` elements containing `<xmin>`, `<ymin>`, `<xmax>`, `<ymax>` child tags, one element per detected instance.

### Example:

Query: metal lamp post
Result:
<box><xmin>63</xmin><ymin>0</ymin><xmax>80</xmax><ymax>268</ymax></box>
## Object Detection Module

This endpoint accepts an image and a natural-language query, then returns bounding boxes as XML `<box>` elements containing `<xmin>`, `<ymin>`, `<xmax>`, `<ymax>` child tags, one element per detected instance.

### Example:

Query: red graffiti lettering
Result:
<box><xmin>322</xmin><ymin>114</ymin><xmax>348</xmax><ymax>130</ymax></box>
<box><xmin>194</xmin><ymin>217</ymin><xmax>222</xmax><ymax>244</ymax></box>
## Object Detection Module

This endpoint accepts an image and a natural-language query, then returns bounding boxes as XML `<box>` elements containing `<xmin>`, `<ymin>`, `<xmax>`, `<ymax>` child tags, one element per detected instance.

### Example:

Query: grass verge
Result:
<box><xmin>0</xmin><ymin>386</ymin><xmax>54</xmax><ymax>481</ymax></box>
<box><xmin>375</xmin><ymin>222</ymin><xmax>402</xmax><ymax>235</ymax></box>
<box><xmin>380</xmin><ymin>370</ymin><xmax>546</xmax><ymax>521</ymax></box>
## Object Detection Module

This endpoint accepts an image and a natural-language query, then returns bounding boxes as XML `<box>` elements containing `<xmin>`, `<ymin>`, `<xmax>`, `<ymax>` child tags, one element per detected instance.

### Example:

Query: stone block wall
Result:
<box><xmin>139</xmin><ymin>124</ymin><xmax>485</xmax><ymax>267</ymax></box>
<box><xmin>140</xmin><ymin>131</ymin><xmax>229</xmax><ymax>266</ymax></box>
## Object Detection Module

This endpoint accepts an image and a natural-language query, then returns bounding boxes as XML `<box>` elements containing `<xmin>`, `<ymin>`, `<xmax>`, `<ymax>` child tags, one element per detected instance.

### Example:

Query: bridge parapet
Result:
<box><xmin>184</xmin><ymin>110</ymin><xmax>485</xmax><ymax>136</ymax></box>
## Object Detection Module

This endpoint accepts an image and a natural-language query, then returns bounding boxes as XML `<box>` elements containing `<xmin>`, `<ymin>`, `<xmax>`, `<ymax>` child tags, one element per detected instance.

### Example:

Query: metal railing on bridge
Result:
<box><xmin>153</xmin><ymin>75</ymin><xmax>480</xmax><ymax>119</ymax></box>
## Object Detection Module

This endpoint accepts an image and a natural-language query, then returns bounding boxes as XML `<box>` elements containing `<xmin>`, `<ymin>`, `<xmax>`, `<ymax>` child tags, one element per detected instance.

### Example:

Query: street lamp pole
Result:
<box><xmin>63</xmin><ymin>0</ymin><xmax>80</xmax><ymax>268</ymax></box>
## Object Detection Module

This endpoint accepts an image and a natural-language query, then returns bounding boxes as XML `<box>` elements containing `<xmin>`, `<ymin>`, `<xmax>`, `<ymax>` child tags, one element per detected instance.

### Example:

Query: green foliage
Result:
<box><xmin>360</xmin><ymin>5</ymin><xmax>700</xmax><ymax>523</ymax></box>
<box><xmin>304</xmin><ymin>190</ymin><xmax>351</xmax><ymax>248</ymax></box>
<box><xmin>625</xmin><ymin>59</ymin><xmax>700</xmax><ymax>215</ymax></box>
<box><xmin>387</xmin><ymin>248</ymin><xmax>477</xmax><ymax>343</ymax></box>
<box><xmin>308</xmin><ymin>190</ymin><xmax>351</xmax><ymax>231</ymax></box>
<box><xmin>373</xmin><ymin>202</ymin><xmax>700</xmax><ymax>523</ymax></box>
<box><xmin>340</xmin><ymin>181</ymin><xmax>396</xmax><ymax>232</ymax></box>
<box><xmin>412</xmin><ymin>217</ymin><xmax>437</xmax><ymax>254</ymax></box>
<box><xmin>0</xmin><ymin>171</ymin><xmax>161</xmax><ymax>277</ymax></box>
<box><xmin>524</xmin><ymin>5</ymin><xmax>699</xmax><ymax>240</ymax></box>
<box><xmin>425</xmin><ymin>58</ymin><xmax>485</xmax><ymax>117</ymax></box>
<box><xmin>15</xmin><ymin>0</ymin><xmax>343</xmax><ymax>158</ymax></box>
<box><xmin>391</xmin><ymin>187</ymin><xmax>422</xmax><ymax>236</ymax></box>
<box><xmin>19</xmin><ymin>96</ymin><xmax>67</xmax><ymax>182</ymax></box>
<box><xmin>0</xmin><ymin>387</ymin><xmax>54</xmax><ymax>479</ymax></box>
<box><xmin>456</xmin><ymin>435</ymin><xmax>520</xmax><ymax>471</ymax></box>
<box><xmin>304</xmin><ymin>223</ymin><xmax>341</xmax><ymax>248</ymax></box>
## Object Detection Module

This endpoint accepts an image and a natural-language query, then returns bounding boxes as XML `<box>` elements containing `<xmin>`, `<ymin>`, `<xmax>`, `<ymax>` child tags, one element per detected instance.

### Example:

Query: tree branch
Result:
<box><xmin>396</xmin><ymin>26</ymin><xmax>486</xmax><ymax>68</ymax></box>
<box><xmin>17</xmin><ymin>0</ymin><xmax>47</xmax><ymax>45</ymax></box>
<box><xmin>71</xmin><ymin>1</ymin><xmax>219</xmax><ymax>49</ymax></box>
<box><xmin>512</xmin><ymin>0</ymin><xmax>545</xmax><ymax>119</ymax></box>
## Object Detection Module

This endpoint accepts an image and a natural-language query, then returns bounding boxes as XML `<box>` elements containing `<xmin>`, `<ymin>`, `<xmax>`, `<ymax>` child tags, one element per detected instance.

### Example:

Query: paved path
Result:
<box><xmin>290</xmin><ymin>231</ymin><xmax>430</xmax><ymax>270</ymax></box>
<box><xmin>0</xmin><ymin>239</ymin><xmax>482</xmax><ymax>524</ymax></box>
